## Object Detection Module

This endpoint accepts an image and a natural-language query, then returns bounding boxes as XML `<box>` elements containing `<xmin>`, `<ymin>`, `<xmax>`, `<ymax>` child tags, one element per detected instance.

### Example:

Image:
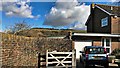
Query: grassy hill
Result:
<box><xmin>15</xmin><ymin>28</ymin><xmax>86</xmax><ymax>37</ymax></box>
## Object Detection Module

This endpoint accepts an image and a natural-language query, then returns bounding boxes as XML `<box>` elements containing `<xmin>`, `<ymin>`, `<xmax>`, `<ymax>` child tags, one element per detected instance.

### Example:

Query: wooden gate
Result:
<box><xmin>46</xmin><ymin>50</ymin><xmax>76</xmax><ymax>68</ymax></box>
<box><xmin>38</xmin><ymin>53</ymin><xmax>46</xmax><ymax>68</ymax></box>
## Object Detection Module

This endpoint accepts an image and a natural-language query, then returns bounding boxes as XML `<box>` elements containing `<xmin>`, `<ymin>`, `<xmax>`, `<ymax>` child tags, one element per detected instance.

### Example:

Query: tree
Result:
<box><xmin>5</xmin><ymin>21</ymin><xmax>31</xmax><ymax>34</ymax></box>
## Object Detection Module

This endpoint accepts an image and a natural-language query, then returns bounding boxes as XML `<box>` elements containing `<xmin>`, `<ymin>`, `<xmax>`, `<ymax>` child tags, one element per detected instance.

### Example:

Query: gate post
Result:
<box><xmin>46</xmin><ymin>50</ymin><xmax>48</xmax><ymax>67</ymax></box>
<box><xmin>38</xmin><ymin>53</ymin><xmax>40</xmax><ymax>68</ymax></box>
<box><xmin>72</xmin><ymin>49</ymin><xmax>76</xmax><ymax>68</ymax></box>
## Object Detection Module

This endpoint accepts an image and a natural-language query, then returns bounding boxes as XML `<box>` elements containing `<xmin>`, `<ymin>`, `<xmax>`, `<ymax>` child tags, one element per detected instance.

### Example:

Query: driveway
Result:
<box><xmin>76</xmin><ymin>61</ymin><xmax>118</xmax><ymax>68</ymax></box>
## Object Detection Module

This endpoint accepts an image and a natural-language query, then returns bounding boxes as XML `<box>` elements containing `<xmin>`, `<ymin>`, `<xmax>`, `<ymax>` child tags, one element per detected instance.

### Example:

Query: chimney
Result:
<box><xmin>91</xmin><ymin>3</ymin><xmax>95</xmax><ymax>14</ymax></box>
<box><xmin>92</xmin><ymin>3</ymin><xmax>95</xmax><ymax>8</ymax></box>
<box><xmin>90</xmin><ymin>3</ymin><xmax>95</xmax><ymax>32</ymax></box>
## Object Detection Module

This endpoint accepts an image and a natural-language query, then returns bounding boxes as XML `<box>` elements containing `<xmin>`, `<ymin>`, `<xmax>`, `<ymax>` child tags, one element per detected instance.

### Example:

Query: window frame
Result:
<box><xmin>101</xmin><ymin>38</ymin><xmax>111</xmax><ymax>54</ymax></box>
<box><xmin>101</xmin><ymin>17</ymin><xmax>108</xmax><ymax>27</ymax></box>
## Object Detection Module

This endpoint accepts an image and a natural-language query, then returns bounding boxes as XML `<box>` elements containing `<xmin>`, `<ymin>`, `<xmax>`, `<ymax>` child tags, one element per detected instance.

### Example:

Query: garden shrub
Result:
<box><xmin>111</xmin><ymin>48</ymin><xmax>120</xmax><ymax>56</ymax></box>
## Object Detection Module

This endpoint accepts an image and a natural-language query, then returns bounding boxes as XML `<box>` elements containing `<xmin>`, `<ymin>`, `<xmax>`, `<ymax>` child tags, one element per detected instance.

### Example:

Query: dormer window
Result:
<box><xmin>101</xmin><ymin>17</ymin><xmax>108</xmax><ymax>27</ymax></box>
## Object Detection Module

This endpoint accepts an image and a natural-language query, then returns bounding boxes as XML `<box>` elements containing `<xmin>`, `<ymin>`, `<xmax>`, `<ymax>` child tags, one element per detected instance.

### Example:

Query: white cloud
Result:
<box><xmin>0</xmin><ymin>0</ymin><xmax>39</xmax><ymax>18</ymax></box>
<box><xmin>0</xmin><ymin>0</ymin><xmax>17</xmax><ymax>2</ymax></box>
<box><xmin>111</xmin><ymin>0</ymin><xmax>119</xmax><ymax>2</ymax></box>
<box><xmin>44</xmin><ymin>0</ymin><xmax>90</xmax><ymax>30</ymax></box>
<box><xmin>0</xmin><ymin>29</ymin><xmax>3</xmax><ymax>32</ymax></box>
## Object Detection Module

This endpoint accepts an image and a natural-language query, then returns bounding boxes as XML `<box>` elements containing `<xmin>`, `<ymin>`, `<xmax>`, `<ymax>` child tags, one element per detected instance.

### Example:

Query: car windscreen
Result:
<box><xmin>86</xmin><ymin>48</ymin><xmax>105</xmax><ymax>54</ymax></box>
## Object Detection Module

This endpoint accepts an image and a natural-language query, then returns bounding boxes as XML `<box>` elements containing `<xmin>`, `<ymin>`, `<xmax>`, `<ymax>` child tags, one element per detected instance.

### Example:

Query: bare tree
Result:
<box><xmin>5</xmin><ymin>20</ymin><xmax>31</xmax><ymax>34</ymax></box>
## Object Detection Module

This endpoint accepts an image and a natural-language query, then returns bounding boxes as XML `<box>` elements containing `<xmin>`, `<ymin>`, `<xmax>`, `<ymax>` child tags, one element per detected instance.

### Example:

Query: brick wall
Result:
<box><xmin>1</xmin><ymin>33</ymin><xmax>73</xmax><ymax>67</ymax></box>
<box><xmin>93</xmin><ymin>41</ymin><xmax>101</xmax><ymax>46</ymax></box>
<box><xmin>111</xmin><ymin>17</ymin><xmax>120</xmax><ymax>34</ymax></box>
<box><xmin>111</xmin><ymin>42</ymin><xmax>119</xmax><ymax>52</ymax></box>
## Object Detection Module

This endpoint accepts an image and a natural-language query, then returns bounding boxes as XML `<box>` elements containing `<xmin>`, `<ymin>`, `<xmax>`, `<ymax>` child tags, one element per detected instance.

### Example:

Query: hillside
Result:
<box><xmin>14</xmin><ymin>28</ymin><xmax>86</xmax><ymax>37</ymax></box>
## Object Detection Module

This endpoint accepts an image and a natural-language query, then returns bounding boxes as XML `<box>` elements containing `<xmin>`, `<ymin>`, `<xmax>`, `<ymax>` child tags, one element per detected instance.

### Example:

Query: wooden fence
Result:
<box><xmin>45</xmin><ymin>50</ymin><xmax>76</xmax><ymax>68</ymax></box>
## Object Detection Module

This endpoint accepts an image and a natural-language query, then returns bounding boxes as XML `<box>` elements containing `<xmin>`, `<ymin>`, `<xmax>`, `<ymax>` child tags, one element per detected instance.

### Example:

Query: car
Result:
<box><xmin>80</xmin><ymin>46</ymin><xmax>109</xmax><ymax>68</ymax></box>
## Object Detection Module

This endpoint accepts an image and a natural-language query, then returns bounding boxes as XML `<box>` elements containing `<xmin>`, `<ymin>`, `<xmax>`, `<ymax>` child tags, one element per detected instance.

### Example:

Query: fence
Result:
<box><xmin>46</xmin><ymin>50</ymin><xmax>76</xmax><ymax>68</ymax></box>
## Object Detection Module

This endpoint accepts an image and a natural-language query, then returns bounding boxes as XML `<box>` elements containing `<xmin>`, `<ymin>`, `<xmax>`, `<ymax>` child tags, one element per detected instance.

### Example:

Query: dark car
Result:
<box><xmin>80</xmin><ymin>46</ymin><xmax>109</xmax><ymax>68</ymax></box>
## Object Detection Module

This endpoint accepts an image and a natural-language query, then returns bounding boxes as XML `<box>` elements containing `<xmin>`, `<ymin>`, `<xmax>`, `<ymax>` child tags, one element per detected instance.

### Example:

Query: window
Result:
<box><xmin>119</xmin><ymin>38</ymin><xmax>120</xmax><ymax>42</ymax></box>
<box><xmin>106</xmin><ymin>38</ymin><xmax>110</xmax><ymax>46</ymax></box>
<box><xmin>101</xmin><ymin>17</ymin><xmax>108</xmax><ymax>27</ymax></box>
<box><xmin>101</xmin><ymin>38</ymin><xmax>111</xmax><ymax>54</ymax></box>
<box><xmin>106</xmin><ymin>48</ymin><xmax>110</xmax><ymax>53</ymax></box>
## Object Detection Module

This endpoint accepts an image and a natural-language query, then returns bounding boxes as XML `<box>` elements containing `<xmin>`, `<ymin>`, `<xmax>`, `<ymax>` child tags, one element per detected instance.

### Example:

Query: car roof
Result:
<box><xmin>85</xmin><ymin>46</ymin><xmax>104</xmax><ymax>49</ymax></box>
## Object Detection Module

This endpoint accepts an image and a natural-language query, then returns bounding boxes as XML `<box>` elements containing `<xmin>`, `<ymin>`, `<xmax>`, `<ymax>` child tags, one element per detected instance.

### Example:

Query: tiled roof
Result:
<box><xmin>96</xmin><ymin>4</ymin><xmax>120</xmax><ymax>16</ymax></box>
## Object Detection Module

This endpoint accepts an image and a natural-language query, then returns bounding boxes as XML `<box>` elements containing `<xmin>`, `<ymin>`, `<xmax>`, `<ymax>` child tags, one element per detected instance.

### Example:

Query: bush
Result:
<box><xmin>116</xmin><ymin>55</ymin><xmax>120</xmax><ymax>59</ymax></box>
<box><xmin>111</xmin><ymin>48</ymin><xmax>120</xmax><ymax>55</ymax></box>
<box><xmin>108</xmin><ymin>56</ymin><xmax>115</xmax><ymax>63</ymax></box>
<box><xmin>111</xmin><ymin>49</ymin><xmax>120</xmax><ymax>67</ymax></box>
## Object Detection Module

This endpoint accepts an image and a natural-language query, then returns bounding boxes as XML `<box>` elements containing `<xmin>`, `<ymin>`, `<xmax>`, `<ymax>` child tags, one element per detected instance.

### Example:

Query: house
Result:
<box><xmin>86</xmin><ymin>4</ymin><xmax>120</xmax><ymax>34</ymax></box>
<box><xmin>72</xmin><ymin>4</ymin><xmax>120</xmax><ymax>59</ymax></box>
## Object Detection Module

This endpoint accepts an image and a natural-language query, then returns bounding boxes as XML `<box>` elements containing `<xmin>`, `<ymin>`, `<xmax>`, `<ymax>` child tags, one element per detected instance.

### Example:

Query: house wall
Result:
<box><xmin>111</xmin><ymin>42</ymin><xmax>119</xmax><ymax>52</ymax></box>
<box><xmin>111</xmin><ymin>17</ymin><xmax>120</xmax><ymax>34</ymax></box>
<box><xmin>87</xmin><ymin>4</ymin><xmax>113</xmax><ymax>33</ymax></box>
<box><xmin>93</xmin><ymin>7</ymin><xmax>111</xmax><ymax>33</ymax></box>
<box><xmin>86</xmin><ymin>4</ymin><xmax>120</xmax><ymax>53</ymax></box>
<box><xmin>111</xmin><ymin>38</ymin><xmax>120</xmax><ymax>52</ymax></box>
<box><xmin>87</xmin><ymin>5</ymin><xmax>120</xmax><ymax>34</ymax></box>
<box><xmin>74</xmin><ymin>41</ymin><xmax>92</xmax><ymax>59</ymax></box>
<box><xmin>92</xmin><ymin>38</ymin><xmax>120</xmax><ymax>53</ymax></box>
<box><xmin>86</xmin><ymin>4</ymin><xmax>94</xmax><ymax>33</ymax></box>
<box><xmin>93</xmin><ymin>41</ymin><xmax>101</xmax><ymax>46</ymax></box>
<box><xmin>93</xmin><ymin>41</ymin><xmax>119</xmax><ymax>53</ymax></box>
<box><xmin>87</xmin><ymin>18</ymin><xmax>93</xmax><ymax>33</ymax></box>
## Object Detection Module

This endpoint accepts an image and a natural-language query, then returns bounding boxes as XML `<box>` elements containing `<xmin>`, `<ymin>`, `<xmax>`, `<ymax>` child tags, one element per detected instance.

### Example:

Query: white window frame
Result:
<box><xmin>101</xmin><ymin>17</ymin><xmax>108</xmax><ymax>27</ymax></box>
<box><xmin>101</xmin><ymin>38</ymin><xmax>111</xmax><ymax>54</ymax></box>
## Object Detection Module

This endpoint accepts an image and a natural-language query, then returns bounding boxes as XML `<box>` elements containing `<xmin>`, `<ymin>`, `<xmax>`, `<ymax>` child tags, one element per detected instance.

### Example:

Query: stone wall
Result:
<box><xmin>1</xmin><ymin>33</ymin><xmax>73</xmax><ymax>68</ymax></box>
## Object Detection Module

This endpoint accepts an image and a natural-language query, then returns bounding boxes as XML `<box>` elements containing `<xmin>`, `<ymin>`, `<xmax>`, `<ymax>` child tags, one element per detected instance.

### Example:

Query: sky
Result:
<box><xmin>0</xmin><ymin>0</ymin><xmax>119</xmax><ymax>32</ymax></box>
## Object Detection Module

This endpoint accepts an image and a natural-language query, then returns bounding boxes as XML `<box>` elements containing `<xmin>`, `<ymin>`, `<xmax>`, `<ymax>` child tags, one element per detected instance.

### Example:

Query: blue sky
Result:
<box><xmin>0</xmin><ymin>0</ymin><xmax>119</xmax><ymax>32</ymax></box>
<box><xmin>1</xmin><ymin>2</ymin><xmax>56</xmax><ymax>31</ymax></box>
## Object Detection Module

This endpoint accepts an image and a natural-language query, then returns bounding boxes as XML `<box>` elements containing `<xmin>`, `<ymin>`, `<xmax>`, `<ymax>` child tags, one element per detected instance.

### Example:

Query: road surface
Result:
<box><xmin>76</xmin><ymin>61</ymin><xmax>118</xmax><ymax>68</ymax></box>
